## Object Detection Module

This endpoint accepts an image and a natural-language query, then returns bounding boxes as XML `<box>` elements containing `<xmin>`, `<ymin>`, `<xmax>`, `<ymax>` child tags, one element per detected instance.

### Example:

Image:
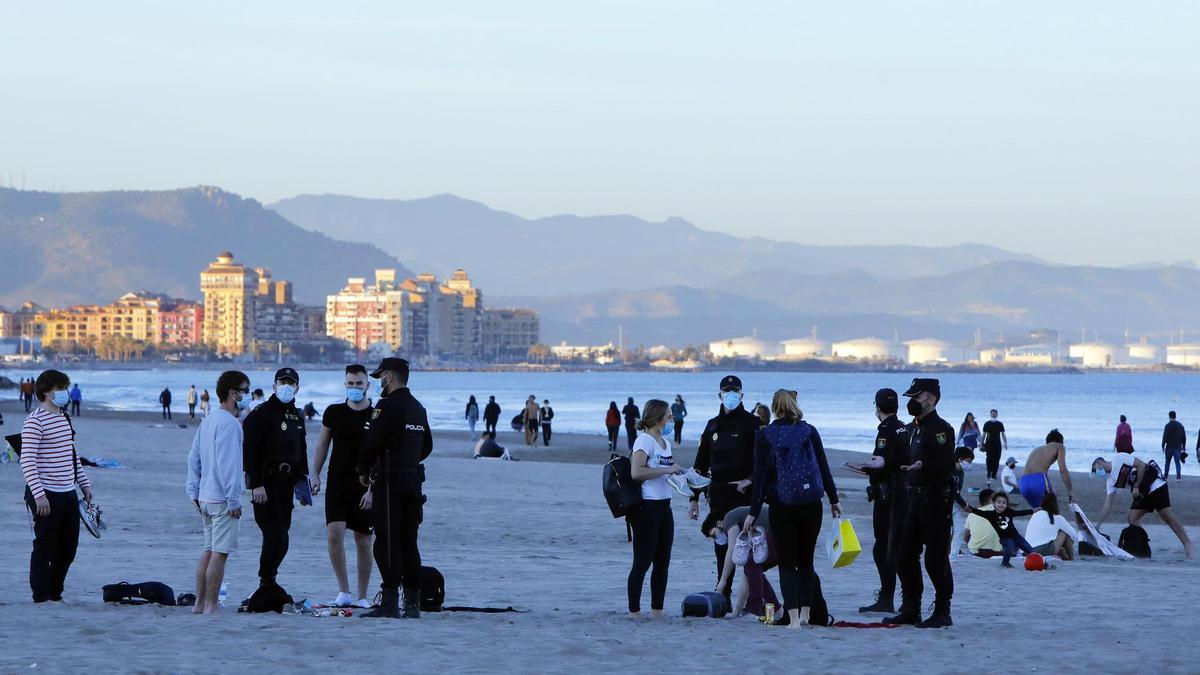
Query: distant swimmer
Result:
<box><xmin>1092</xmin><ymin>454</ymin><xmax>1194</xmax><ymax>560</ymax></box>
<box><xmin>1019</xmin><ymin>429</ymin><xmax>1075</xmax><ymax>509</ymax></box>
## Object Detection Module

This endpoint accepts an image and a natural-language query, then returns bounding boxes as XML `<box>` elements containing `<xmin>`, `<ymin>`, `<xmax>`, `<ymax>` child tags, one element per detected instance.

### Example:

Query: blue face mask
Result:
<box><xmin>346</xmin><ymin>387</ymin><xmax>366</xmax><ymax>403</ymax></box>
<box><xmin>722</xmin><ymin>392</ymin><xmax>741</xmax><ymax>411</ymax></box>
<box><xmin>662</xmin><ymin>422</ymin><xmax>675</xmax><ymax>437</ymax></box>
<box><xmin>52</xmin><ymin>389</ymin><xmax>70</xmax><ymax>408</ymax></box>
<box><xmin>236</xmin><ymin>396</ymin><xmax>249</xmax><ymax>411</ymax></box>
<box><xmin>1093</xmin><ymin>468</ymin><xmax>1107</xmax><ymax>478</ymax></box>
<box><xmin>276</xmin><ymin>384</ymin><xmax>296</xmax><ymax>404</ymax></box>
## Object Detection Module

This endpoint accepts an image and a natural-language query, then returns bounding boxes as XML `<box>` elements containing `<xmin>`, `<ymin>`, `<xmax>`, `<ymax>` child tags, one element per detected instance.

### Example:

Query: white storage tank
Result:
<box><xmin>709</xmin><ymin>336</ymin><xmax>775</xmax><ymax>359</ymax></box>
<box><xmin>1125</xmin><ymin>343</ymin><xmax>1162</xmax><ymax>364</ymax></box>
<box><xmin>781</xmin><ymin>338</ymin><xmax>829</xmax><ymax>358</ymax></box>
<box><xmin>832</xmin><ymin>337</ymin><xmax>897</xmax><ymax>361</ymax></box>
<box><xmin>904</xmin><ymin>338</ymin><xmax>953</xmax><ymax>364</ymax></box>
<box><xmin>1069</xmin><ymin>342</ymin><xmax>1120</xmax><ymax>368</ymax></box>
<box><xmin>1167</xmin><ymin>343</ymin><xmax>1200</xmax><ymax>367</ymax></box>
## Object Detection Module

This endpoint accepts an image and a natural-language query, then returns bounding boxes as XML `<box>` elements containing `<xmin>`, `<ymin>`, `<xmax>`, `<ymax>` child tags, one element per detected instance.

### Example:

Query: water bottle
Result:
<box><xmin>218</xmin><ymin>583</ymin><xmax>228</xmax><ymax>607</ymax></box>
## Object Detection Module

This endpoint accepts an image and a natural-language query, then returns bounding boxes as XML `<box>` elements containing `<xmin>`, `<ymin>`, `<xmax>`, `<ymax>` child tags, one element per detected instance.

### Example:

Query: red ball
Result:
<box><xmin>1024</xmin><ymin>552</ymin><xmax>1045</xmax><ymax>571</ymax></box>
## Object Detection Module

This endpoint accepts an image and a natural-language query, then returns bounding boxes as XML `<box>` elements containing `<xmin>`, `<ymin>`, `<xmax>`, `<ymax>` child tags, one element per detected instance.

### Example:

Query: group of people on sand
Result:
<box><xmin>465</xmin><ymin>394</ymin><xmax>554</xmax><ymax>452</ymax></box>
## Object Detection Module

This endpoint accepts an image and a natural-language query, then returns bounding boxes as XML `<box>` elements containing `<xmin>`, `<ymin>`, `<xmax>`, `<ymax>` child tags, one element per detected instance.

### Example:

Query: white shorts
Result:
<box><xmin>201</xmin><ymin>501</ymin><xmax>239</xmax><ymax>554</ymax></box>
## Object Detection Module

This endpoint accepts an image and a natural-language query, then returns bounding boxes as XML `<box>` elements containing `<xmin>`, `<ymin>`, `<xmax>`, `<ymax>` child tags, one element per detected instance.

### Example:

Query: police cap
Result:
<box><xmin>370</xmin><ymin>357</ymin><xmax>410</xmax><ymax>379</ymax></box>
<box><xmin>719</xmin><ymin>375</ymin><xmax>743</xmax><ymax>392</ymax></box>
<box><xmin>902</xmin><ymin>378</ymin><xmax>940</xmax><ymax>399</ymax></box>
<box><xmin>874</xmin><ymin>388</ymin><xmax>899</xmax><ymax>413</ymax></box>
<box><xmin>274</xmin><ymin>367</ymin><xmax>299</xmax><ymax>384</ymax></box>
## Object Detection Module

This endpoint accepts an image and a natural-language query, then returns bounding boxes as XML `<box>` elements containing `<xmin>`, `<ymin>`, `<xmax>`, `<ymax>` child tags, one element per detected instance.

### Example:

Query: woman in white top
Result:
<box><xmin>1024</xmin><ymin>493</ymin><xmax>1077</xmax><ymax>559</ymax></box>
<box><xmin>626</xmin><ymin>399</ymin><xmax>685</xmax><ymax>615</ymax></box>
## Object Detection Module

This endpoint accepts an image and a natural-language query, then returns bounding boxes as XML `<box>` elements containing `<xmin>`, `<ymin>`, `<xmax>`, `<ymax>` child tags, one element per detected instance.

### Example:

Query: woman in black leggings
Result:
<box><xmin>626</xmin><ymin>399</ymin><xmax>685</xmax><ymax>615</ymax></box>
<box><xmin>743</xmin><ymin>389</ymin><xmax>839</xmax><ymax>629</ymax></box>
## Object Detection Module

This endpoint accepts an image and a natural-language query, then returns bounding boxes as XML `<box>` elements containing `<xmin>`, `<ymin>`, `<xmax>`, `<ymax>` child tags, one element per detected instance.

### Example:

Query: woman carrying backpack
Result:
<box><xmin>743</xmin><ymin>389</ymin><xmax>839</xmax><ymax>629</ymax></box>
<box><xmin>465</xmin><ymin>395</ymin><xmax>480</xmax><ymax>440</ymax></box>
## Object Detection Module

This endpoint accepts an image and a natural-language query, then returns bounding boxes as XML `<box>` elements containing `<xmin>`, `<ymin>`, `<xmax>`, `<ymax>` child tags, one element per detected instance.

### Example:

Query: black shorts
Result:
<box><xmin>325</xmin><ymin>476</ymin><xmax>372</xmax><ymax>534</ymax></box>
<box><xmin>1131</xmin><ymin>486</ymin><xmax>1171</xmax><ymax>513</ymax></box>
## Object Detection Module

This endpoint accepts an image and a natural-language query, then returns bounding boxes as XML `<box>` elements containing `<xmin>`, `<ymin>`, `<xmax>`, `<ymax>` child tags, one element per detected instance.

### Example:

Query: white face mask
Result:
<box><xmin>276</xmin><ymin>384</ymin><xmax>296</xmax><ymax>404</ymax></box>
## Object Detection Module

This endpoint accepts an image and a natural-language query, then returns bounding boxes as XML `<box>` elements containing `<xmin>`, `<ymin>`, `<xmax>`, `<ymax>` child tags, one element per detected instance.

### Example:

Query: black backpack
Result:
<box><xmin>681</xmin><ymin>591</ymin><xmax>730</xmax><ymax>618</ymax></box>
<box><xmin>1118</xmin><ymin>524</ymin><xmax>1151</xmax><ymax>559</ymax></box>
<box><xmin>603</xmin><ymin>453</ymin><xmax>642</xmax><ymax>519</ymax></box>
<box><xmin>102</xmin><ymin>581</ymin><xmax>177</xmax><ymax>606</ymax></box>
<box><xmin>421</xmin><ymin>566</ymin><xmax>445</xmax><ymax>612</ymax></box>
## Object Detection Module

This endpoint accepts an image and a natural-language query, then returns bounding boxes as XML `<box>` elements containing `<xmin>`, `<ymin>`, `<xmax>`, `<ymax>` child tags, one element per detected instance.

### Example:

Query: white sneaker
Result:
<box><xmin>667</xmin><ymin>473</ymin><xmax>692</xmax><ymax>497</ymax></box>
<box><xmin>353</xmin><ymin>598</ymin><xmax>373</xmax><ymax>609</ymax></box>
<box><xmin>682</xmin><ymin>468</ymin><xmax>711</xmax><ymax>490</ymax></box>
<box><xmin>330</xmin><ymin>592</ymin><xmax>354</xmax><ymax>607</ymax></box>
<box><xmin>749</xmin><ymin>527</ymin><xmax>769</xmax><ymax>564</ymax></box>
<box><xmin>732</xmin><ymin>530</ymin><xmax>752</xmax><ymax>566</ymax></box>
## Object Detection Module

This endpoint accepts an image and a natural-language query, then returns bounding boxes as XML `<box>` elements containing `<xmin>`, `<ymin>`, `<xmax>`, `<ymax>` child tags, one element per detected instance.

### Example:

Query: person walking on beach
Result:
<box><xmin>691</xmin><ymin>375</ymin><xmax>761</xmax><ymax>600</ymax></box>
<box><xmin>186</xmin><ymin>370</ymin><xmax>249</xmax><ymax>614</ymax></box>
<box><xmin>981</xmin><ymin>409</ymin><xmax>1007</xmax><ymax>480</ymax></box>
<box><xmin>483</xmin><ymin>396</ymin><xmax>501</xmax><ymax>436</ymax></box>
<box><xmin>1019</xmin><ymin>429</ymin><xmax>1075</xmax><ymax>508</ymax></box>
<box><xmin>310</xmin><ymin>364</ymin><xmax>375</xmax><ymax>609</ymax></box>
<box><xmin>742</xmin><ymin>389</ymin><xmax>840</xmax><ymax>630</ymax></box>
<box><xmin>957</xmin><ymin>413</ymin><xmax>979</xmax><ymax>451</ymax></box>
<box><xmin>465</xmin><ymin>395</ymin><xmax>480</xmax><ymax>440</ymax></box>
<box><xmin>243</xmin><ymin>367</ymin><xmax>308</xmax><ymax>593</ymax></box>
<box><xmin>622</xmin><ymin>397</ymin><xmax>641</xmax><ymax>451</ymax></box>
<box><xmin>357</xmin><ymin>357</ymin><xmax>433</xmax><ymax>619</ymax></box>
<box><xmin>159</xmin><ymin>386</ymin><xmax>173</xmax><ymax>420</ymax></box>
<box><xmin>605</xmin><ymin>402</ymin><xmax>621</xmax><ymax>451</ymax></box>
<box><xmin>21</xmin><ymin>378</ymin><xmax>34</xmax><ymax>413</ymax></box>
<box><xmin>539</xmin><ymin>399</ymin><xmax>554</xmax><ymax>446</ymax></box>
<box><xmin>68</xmin><ymin>384</ymin><xmax>82</xmax><ymax>416</ymax></box>
<box><xmin>187</xmin><ymin>385</ymin><xmax>198</xmax><ymax>419</ymax></box>
<box><xmin>522</xmin><ymin>396</ymin><xmax>540</xmax><ymax>448</ymax></box>
<box><xmin>671</xmin><ymin>395</ymin><xmax>688</xmax><ymax>446</ymax></box>
<box><xmin>1093</xmin><ymin>454</ymin><xmax>1194</xmax><ymax>559</ymax></box>
<box><xmin>1115</xmin><ymin>414</ymin><xmax>1134</xmax><ymax>453</ymax></box>
<box><xmin>886</xmin><ymin>378</ymin><xmax>956</xmax><ymax>629</ymax></box>
<box><xmin>627</xmin><ymin>399</ymin><xmax>686</xmax><ymax>616</ymax></box>
<box><xmin>857</xmin><ymin>388</ymin><xmax>906</xmax><ymax>614</ymax></box>
<box><xmin>21</xmin><ymin>369</ymin><xmax>95</xmax><ymax>603</ymax></box>
<box><xmin>1162</xmin><ymin>411</ymin><xmax>1186</xmax><ymax>481</ymax></box>
<box><xmin>200</xmin><ymin>389</ymin><xmax>211</xmax><ymax>417</ymax></box>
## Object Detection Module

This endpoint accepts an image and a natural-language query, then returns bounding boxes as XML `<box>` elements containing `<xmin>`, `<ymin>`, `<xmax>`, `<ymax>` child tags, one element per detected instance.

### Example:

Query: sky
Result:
<box><xmin>1</xmin><ymin>1</ymin><xmax>1198</xmax><ymax>266</ymax></box>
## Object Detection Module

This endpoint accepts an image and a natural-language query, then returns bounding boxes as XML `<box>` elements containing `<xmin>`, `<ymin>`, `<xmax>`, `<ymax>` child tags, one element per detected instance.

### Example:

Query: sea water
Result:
<box><xmin>14</xmin><ymin>368</ymin><xmax>1200</xmax><ymax>475</ymax></box>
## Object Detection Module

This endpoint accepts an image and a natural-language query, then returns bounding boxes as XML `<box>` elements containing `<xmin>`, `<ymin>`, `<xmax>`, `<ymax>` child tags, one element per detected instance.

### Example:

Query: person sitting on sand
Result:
<box><xmin>473</xmin><ymin>432</ymin><xmax>512</xmax><ymax>460</ymax></box>
<box><xmin>1000</xmin><ymin>457</ymin><xmax>1020</xmax><ymax>494</ymax></box>
<box><xmin>1024</xmin><ymin>493</ymin><xmax>1076</xmax><ymax>560</ymax></box>
<box><xmin>963</xmin><ymin>492</ymin><xmax>1035</xmax><ymax>567</ymax></box>
<box><xmin>1092</xmin><ymin>454</ymin><xmax>1194</xmax><ymax>559</ymax></box>
<box><xmin>705</xmin><ymin>506</ymin><xmax>781</xmax><ymax>620</ymax></box>
<box><xmin>1019</xmin><ymin>429</ymin><xmax>1075</xmax><ymax>509</ymax></box>
<box><xmin>962</xmin><ymin>488</ymin><xmax>1003</xmax><ymax>557</ymax></box>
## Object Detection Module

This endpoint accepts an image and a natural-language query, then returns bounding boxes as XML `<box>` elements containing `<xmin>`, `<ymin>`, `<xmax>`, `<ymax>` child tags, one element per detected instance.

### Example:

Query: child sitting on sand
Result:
<box><xmin>963</xmin><ymin>492</ymin><xmax>1035</xmax><ymax>567</ymax></box>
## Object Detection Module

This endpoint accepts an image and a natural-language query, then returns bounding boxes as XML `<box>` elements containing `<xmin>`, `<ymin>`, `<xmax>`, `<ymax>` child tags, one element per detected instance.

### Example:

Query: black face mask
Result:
<box><xmin>907</xmin><ymin>398</ymin><xmax>925</xmax><ymax>417</ymax></box>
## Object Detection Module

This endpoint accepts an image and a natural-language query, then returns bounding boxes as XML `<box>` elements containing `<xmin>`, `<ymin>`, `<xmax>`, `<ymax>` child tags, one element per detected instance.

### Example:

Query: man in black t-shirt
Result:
<box><xmin>309</xmin><ymin>364</ymin><xmax>374</xmax><ymax>608</ymax></box>
<box><xmin>981</xmin><ymin>409</ymin><xmax>1007</xmax><ymax>480</ymax></box>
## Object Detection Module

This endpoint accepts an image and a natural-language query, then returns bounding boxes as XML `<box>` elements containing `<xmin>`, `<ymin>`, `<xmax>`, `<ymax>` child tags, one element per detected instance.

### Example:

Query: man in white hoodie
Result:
<box><xmin>187</xmin><ymin>370</ymin><xmax>250</xmax><ymax>614</ymax></box>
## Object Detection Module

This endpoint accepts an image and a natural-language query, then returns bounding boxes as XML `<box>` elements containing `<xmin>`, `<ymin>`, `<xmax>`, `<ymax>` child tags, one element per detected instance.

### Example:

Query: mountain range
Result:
<box><xmin>0</xmin><ymin>187</ymin><xmax>408</xmax><ymax>307</ymax></box>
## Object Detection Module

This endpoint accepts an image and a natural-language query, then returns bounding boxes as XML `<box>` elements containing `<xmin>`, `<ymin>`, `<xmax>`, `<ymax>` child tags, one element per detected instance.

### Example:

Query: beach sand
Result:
<box><xmin>1</xmin><ymin>400</ymin><xmax>1198</xmax><ymax>673</ymax></box>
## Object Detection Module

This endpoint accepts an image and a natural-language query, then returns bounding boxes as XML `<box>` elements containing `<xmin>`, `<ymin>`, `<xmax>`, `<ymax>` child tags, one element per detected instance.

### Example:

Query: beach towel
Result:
<box><xmin>1070</xmin><ymin>503</ymin><xmax>1134</xmax><ymax>560</ymax></box>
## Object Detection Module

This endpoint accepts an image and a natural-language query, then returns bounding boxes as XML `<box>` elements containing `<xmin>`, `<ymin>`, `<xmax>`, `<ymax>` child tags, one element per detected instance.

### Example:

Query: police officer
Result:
<box><xmin>858</xmin><ymin>388</ymin><xmax>906</xmax><ymax>614</ymax></box>
<box><xmin>689</xmin><ymin>375</ymin><xmax>761</xmax><ymax>597</ymax></box>
<box><xmin>357</xmin><ymin>358</ymin><xmax>433</xmax><ymax>619</ymax></box>
<box><xmin>243</xmin><ymin>367</ymin><xmax>309</xmax><ymax>591</ymax></box>
<box><xmin>885</xmin><ymin>378</ymin><xmax>957</xmax><ymax>628</ymax></box>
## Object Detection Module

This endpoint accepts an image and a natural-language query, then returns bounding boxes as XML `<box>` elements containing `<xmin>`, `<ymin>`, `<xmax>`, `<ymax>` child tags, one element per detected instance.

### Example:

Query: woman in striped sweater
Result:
<box><xmin>21</xmin><ymin>369</ymin><xmax>95</xmax><ymax>603</ymax></box>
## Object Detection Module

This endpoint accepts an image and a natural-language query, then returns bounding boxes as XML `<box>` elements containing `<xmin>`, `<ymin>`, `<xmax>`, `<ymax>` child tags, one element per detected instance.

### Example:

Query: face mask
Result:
<box><xmin>714</xmin><ymin>531</ymin><xmax>729</xmax><ymax>546</ymax></box>
<box><xmin>52</xmin><ymin>390</ymin><xmax>70</xmax><ymax>408</ymax></box>
<box><xmin>722</xmin><ymin>392</ymin><xmax>741</xmax><ymax>410</ymax></box>
<box><xmin>662</xmin><ymin>422</ymin><xmax>674</xmax><ymax>437</ymax></box>
<box><xmin>276</xmin><ymin>385</ymin><xmax>296</xmax><ymax>404</ymax></box>
<box><xmin>1093</xmin><ymin>468</ymin><xmax>1107</xmax><ymax>478</ymax></box>
<box><xmin>346</xmin><ymin>387</ymin><xmax>366</xmax><ymax>403</ymax></box>
<box><xmin>380</xmin><ymin>376</ymin><xmax>391</xmax><ymax>392</ymax></box>
<box><xmin>236</xmin><ymin>396</ymin><xmax>249</xmax><ymax>411</ymax></box>
<box><xmin>906</xmin><ymin>398</ymin><xmax>925</xmax><ymax>417</ymax></box>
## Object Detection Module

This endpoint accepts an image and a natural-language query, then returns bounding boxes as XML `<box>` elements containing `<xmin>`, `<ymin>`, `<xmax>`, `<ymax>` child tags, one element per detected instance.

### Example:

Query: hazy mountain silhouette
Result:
<box><xmin>268</xmin><ymin>193</ymin><xmax>1046</xmax><ymax>296</ymax></box>
<box><xmin>0</xmin><ymin>186</ymin><xmax>409</xmax><ymax>307</ymax></box>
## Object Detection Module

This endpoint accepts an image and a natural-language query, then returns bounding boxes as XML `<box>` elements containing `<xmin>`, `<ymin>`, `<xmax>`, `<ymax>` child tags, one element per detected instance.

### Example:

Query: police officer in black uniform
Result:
<box><xmin>689</xmin><ymin>375</ymin><xmax>762</xmax><ymax>597</ymax></box>
<box><xmin>859</xmin><ymin>388</ymin><xmax>906</xmax><ymax>614</ymax></box>
<box><xmin>884</xmin><ymin>378</ymin><xmax>957</xmax><ymax>628</ymax></box>
<box><xmin>243</xmin><ymin>367</ymin><xmax>309</xmax><ymax>591</ymax></box>
<box><xmin>357</xmin><ymin>358</ymin><xmax>433</xmax><ymax>619</ymax></box>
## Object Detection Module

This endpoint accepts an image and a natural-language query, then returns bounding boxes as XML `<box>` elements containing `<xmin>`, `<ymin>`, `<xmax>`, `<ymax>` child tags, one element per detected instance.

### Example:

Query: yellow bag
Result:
<box><xmin>825</xmin><ymin>517</ymin><xmax>862</xmax><ymax>568</ymax></box>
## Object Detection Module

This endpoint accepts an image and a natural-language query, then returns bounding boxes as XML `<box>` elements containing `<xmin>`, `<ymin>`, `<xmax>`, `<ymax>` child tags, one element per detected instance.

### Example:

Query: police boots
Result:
<box><xmin>917</xmin><ymin>602</ymin><xmax>952</xmax><ymax>629</ymax></box>
<box><xmin>402</xmin><ymin>589</ymin><xmax>421</xmax><ymax>619</ymax></box>
<box><xmin>858</xmin><ymin>590</ymin><xmax>895</xmax><ymax>614</ymax></box>
<box><xmin>882</xmin><ymin>606</ymin><xmax>921</xmax><ymax>626</ymax></box>
<box><xmin>362</xmin><ymin>589</ymin><xmax>400</xmax><ymax>619</ymax></box>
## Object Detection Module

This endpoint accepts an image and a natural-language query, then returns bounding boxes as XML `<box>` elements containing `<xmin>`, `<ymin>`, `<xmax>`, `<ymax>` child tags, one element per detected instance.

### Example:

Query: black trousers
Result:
<box><xmin>69</xmin><ymin>401</ymin><xmax>80</xmax><ymax>416</ymax></box>
<box><xmin>627</xmin><ymin>499</ymin><xmax>673</xmax><ymax>612</ymax></box>
<box><xmin>542</xmin><ymin>423</ymin><xmax>552</xmax><ymax>446</ymax></box>
<box><xmin>161</xmin><ymin>403</ymin><xmax>172</xmax><ymax>419</ymax></box>
<box><xmin>625</xmin><ymin>423</ymin><xmax>637</xmax><ymax>451</ymax></box>
<box><xmin>895</xmin><ymin>494</ymin><xmax>954</xmax><ymax>613</ymax></box>
<box><xmin>872</xmin><ymin>497</ymin><xmax>897</xmax><ymax>599</ymax></box>
<box><xmin>24</xmin><ymin>394</ymin><xmax>32</xmax><ymax>412</ymax></box>
<box><xmin>373</xmin><ymin>479</ymin><xmax>423</xmax><ymax>594</ymax></box>
<box><xmin>772</xmin><ymin>501</ymin><xmax>823</xmax><ymax>612</ymax></box>
<box><xmin>673</xmin><ymin>419</ymin><xmax>684</xmax><ymax>445</ymax></box>
<box><xmin>985</xmin><ymin>447</ymin><xmax>1000</xmax><ymax>479</ymax></box>
<box><xmin>484</xmin><ymin>418</ymin><xmax>498</xmax><ymax>435</ymax></box>
<box><xmin>25</xmin><ymin>488</ymin><xmax>80</xmax><ymax>602</ymax></box>
<box><xmin>606</xmin><ymin>425</ymin><xmax>620</xmax><ymax>450</ymax></box>
<box><xmin>188</xmin><ymin>403</ymin><xmax>196</xmax><ymax>417</ymax></box>
<box><xmin>252</xmin><ymin>476</ymin><xmax>294</xmax><ymax>583</ymax></box>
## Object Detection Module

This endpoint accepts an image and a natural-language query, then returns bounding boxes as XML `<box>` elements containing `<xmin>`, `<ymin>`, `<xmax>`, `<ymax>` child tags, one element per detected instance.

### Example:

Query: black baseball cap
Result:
<box><xmin>719</xmin><ymin>375</ymin><xmax>742</xmax><ymax>392</ymax></box>
<box><xmin>874</xmin><ymin>388</ymin><xmax>899</xmax><ymax>412</ymax></box>
<box><xmin>274</xmin><ymin>367</ymin><xmax>299</xmax><ymax>384</ymax></box>
<box><xmin>370</xmin><ymin>357</ymin><xmax>410</xmax><ymax>379</ymax></box>
<box><xmin>903</xmin><ymin>378</ymin><xmax>940</xmax><ymax>399</ymax></box>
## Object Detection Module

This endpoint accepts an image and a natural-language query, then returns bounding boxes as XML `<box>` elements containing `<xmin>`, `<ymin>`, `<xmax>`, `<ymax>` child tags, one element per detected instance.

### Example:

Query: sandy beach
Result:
<box><xmin>1</xmin><ymin>399</ymin><xmax>1198</xmax><ymax>673</ymax></box>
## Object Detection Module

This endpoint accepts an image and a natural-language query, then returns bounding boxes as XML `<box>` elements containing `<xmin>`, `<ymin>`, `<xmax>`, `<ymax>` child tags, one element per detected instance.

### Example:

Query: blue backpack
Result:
<box><xmin>767</xmin><ymin>422</ymin><xmax>824</xmax><ymax>505</ymax></box>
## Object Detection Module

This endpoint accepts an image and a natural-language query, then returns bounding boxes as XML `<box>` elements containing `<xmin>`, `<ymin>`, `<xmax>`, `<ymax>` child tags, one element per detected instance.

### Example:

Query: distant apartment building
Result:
<box><xmin>0</xmin><ymin>302</ymin><xmax>47</xmax><ymax>340</ymax></box>
<box><xmin>249</xmin><ymin>267</ymin><xmax>322</xmax><ymax>346</ymax></box>
<box><xmin>200</xmin><ymin>251</ymin><xmax>258</xmax><ymax>355</ymax></box>
<box><xmin>483</xmin><ymin>308</ymin><xmax>539</xmax><ymax>361</ymax></box>
<box><xmin>158</xmin><ymin>300</ymin><xmax>204</xmax><ymax>346</ymax></box>
<box><xmin>33</xmin><ymin>292</ymin><xmax>175</xmax><ymax>347</ymax></box>
<box><xmin>326</xmin><ymin>270</ymin><xmax>409</xmax><ymax>353</ymax></box>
